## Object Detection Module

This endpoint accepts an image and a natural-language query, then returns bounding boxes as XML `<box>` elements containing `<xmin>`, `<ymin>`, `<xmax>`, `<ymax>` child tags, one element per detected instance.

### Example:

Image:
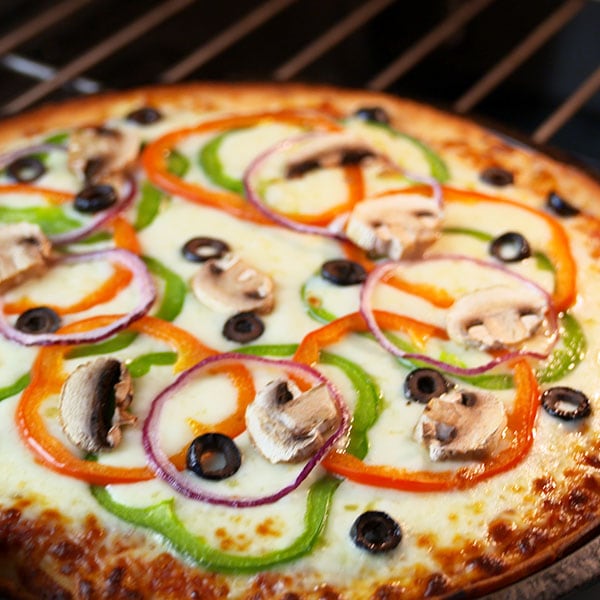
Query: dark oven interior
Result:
<box><xmin>0</xmin><ymin>1</ymin><xmax>599</xmax><ymax>598</ymax></box>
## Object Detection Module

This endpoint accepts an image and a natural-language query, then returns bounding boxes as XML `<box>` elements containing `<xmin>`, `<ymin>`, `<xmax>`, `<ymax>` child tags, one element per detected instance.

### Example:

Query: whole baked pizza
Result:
<box><xmin>1</xmin><ymin>83</ymin><xmax>600</xmax><ymax>600</ymax></box>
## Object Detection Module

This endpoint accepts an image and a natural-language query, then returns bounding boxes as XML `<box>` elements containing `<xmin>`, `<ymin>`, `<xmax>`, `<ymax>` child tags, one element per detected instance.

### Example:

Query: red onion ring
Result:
<box><xmin>0</xmin><ymin>248</ymin><xmax>156</xmax><ymax>346</ymax></box>
<box><xmin>0</xmin><ymin>143</ymin><xmax>67</xmax><ymax>171</ymax></box>
<box><xmin>49</xmin><ymin>177</ymin><xmax>137</xmax><ymax>245</ymax></box>
<box><xmin>142</xmin><ymin>352</ymin><xmax>350</xmax><ymax>507</ymax></box>
<box><xmin>360</xmin><ymin>254</ymin><xmax>559</xmax><ymax>376</ymax></box>
<box><xmin>243</xmin><ymin>134</ymin><xmax>347</xmax><ymax>239</ymax></box>
<box><xmin>243</xmin><ymin>133</ymin><xmax>443</xmax><ymax>241</ymax></box>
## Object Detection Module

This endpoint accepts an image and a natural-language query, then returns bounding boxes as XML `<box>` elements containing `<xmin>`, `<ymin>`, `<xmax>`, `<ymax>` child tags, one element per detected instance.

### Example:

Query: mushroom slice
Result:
<box><xmin>446</xmin><ymin>285</ymin><xmax>549</xmax><ymax>351</ymax></box>
<box><xmin>245</xmin><ymin>378</ymin><xmax>341</xmax><ymax>463</ymax></box>
<box><xmin>345</xmin><ymin>192</ymin><xmax>442</xmax><ymax>260</ymax></box>
<box><xmin>0</xmin><ymin>223</ymin><xmax>51</xmax><ymax>293</ymax></box>
<box><xmin>285</xmin><ymin>132</ymin><xmax>378</xmax><ymax>178</ymax></box>
<box><xmin>191</xmin><ymin>253</ymin><xmax>274</xmax><ymax>314</ymax></box>
<box><xmin>68</xmin><ymin>126</ymin><xmax>140</xmax><ymax>188</ymax></box>
<box><xmin>415</xmin><ymin>389</ymin><xmax>507</xmax><ymax>461</ymax></box>
<box><xmin>59</xmin><ymin>358</ymin><xmax>136</xmax><ymax>454</ymax></box>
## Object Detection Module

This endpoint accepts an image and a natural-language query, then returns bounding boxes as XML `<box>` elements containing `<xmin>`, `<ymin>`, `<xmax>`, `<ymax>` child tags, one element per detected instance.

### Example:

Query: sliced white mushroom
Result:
<box><xmin>0</xmin><ymin>223</ymin><xmax>51</xmax><ymax>293</ymax></box>
<box><xmin>59</xmin><ymin>358</ymin><xmax>136</xmax><ymax>454</ymax></box>
<box><xmin>446</xmin><ymin>285</ymin><xmax>550</xmax><ymax>351</ymax></box>
<box><xmin>345</xmin><ymin>192</ymin><xmax>442</xmax><ymax>259</ymax></box>
<box><xmin>191</xmin><ymin>253</ymin><xmax>275</xmax><ymax>314</ymax></box>
<box><xmin>245</xmin><ymin>378</ymin><xmax>341</xmax><ymax>463</ymax></box>
<box><xmin>68</xmin><ymin>126</ymin><xmax>140</xmax><ymax>188</ymax></box>
<box><xmin>285</xmin><ymin>132</ymin><xmax>379</xmax><ymax>178</ymax></box>
<box><xmin>415</xmin><ymin>388</ymin><xmax>507</xmax><ymax>461</ymax></box>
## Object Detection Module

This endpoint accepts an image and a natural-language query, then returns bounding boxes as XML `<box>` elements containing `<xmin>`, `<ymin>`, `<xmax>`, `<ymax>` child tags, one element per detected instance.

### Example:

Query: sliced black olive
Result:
<box><xmin>182</xmin><ymin>237</ymin><xmax>230</xmax><ymax>263</ymax></box>
<box><xmin>489</xmin><ymin>231</ymin><xmax>531</xmax><ymax>263</ymax></box>
<box><xmin>404</xmin><ymin>368</ymin><xmax>451</xmax><ymax>404</ymax></box>
<box><xmin>546</xmin><ymin>191</ymin><xmax>580</xmax><ymax>217</ymax></box>
<box><xmin>222</xmin><ymin>311</ymin><xmax>265</xmax><ymax>343</ymax></box>
<box><xmin>321</xmin><ymin>259</ymin><xmax>366</xmax><ymax>286</ymax></box>
<box><xmin>6</xmin><ymin>156</ymin><xmax>46</xmax><ymax>183</ymax></box>
<box><xmin>353</xmin><ymin>106</ymin><xmax>391</xmax><ymax>126</ymax></box>
<box><xmin>350</xmin><ymin>511</ymin><xmax>402</xmax><ymax>553</ymax></box>
<box><xmin>186</xmin><ymin>433</ymin><xmax>242</xmax><ymax>480</ymax></box>
<box><xmin>126</xmin><ymin>107</ymin><xmax>163</xmax><ymax>125</ymax></box>
<box><xmin>480</xmin><ymin>167</ymin><xmax>514</xmax><ymax>187</ymax></box>
<box><xmin>74</xmin><ymin>184</ymin><xmax>117</xmax><ymax>213</ymax></box>
<box><xmin>15</xmin><ymin>306</ymin><xmax>61</xmax><ymax>334</ymax></box>
<box><xmin>541</xmin><ymin>386</ymin><xmax>591</xmax><ymax>421</ymax></box>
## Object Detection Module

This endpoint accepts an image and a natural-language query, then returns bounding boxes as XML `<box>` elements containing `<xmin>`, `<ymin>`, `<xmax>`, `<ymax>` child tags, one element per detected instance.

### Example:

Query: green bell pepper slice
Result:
<box><xmin>0</xmin><ymin>205</ymin><xmax>81</xmax><ymax>235</ymax></box>
<box><xmin>235</xmin><ymin>343</ymin><xmax>299</xmax><ymax>356</ymax></box>
<box><xmin>135</xmin><ymin>182</ymin><xmax>167</xmax><ymax>231</ymax></box>
<box><xmin>0</xmin><ymin>372</ymin><xmax>30</xmax><ymax>402</ymax></box>
<box><xmin>127</xmin><ymin>351</ymin><xmax>177</xmax><ymax>378</ymax></box>
<box><xmin>198</xmin><ymin>129</ymin><xmax>246</xmax><ymax>195</ymax></box>
<box><xmin>91</xmin><ymin>475</ymin><xmax>339</xmax><ymax>574</ymax></box>
<box><xmin>536</xmin><ymin>312</ymin><xmax>586</xmax><ymax>383</ymax></box>
<box><xmin>167</xmin><ymin>149</ymin><xmax>190</xmax><ymax>178</ymax></box>
<box><xmin>142</xmin><ymin>255</ymin><xmax>187</xmax><ymax>322</ymax></box>
<box><xmin>44</xmin><ymin>132</ymin><xmax>69</xmax><ymax>146</ymax></box>
<box><xmin>320</xmin><ymin>351</ymin><xmax>383</xmax><ymax>459</ymax></box>
<box><xmin>66</xmin><ymin>331</ymin><xmax>138</xmax><ymax>360</ymax></box>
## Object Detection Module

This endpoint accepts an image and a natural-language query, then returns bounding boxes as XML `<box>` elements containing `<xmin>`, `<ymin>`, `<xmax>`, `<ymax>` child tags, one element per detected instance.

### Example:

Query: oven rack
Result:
<box><xmin>0</xmin><ymin>0</ymin><xmax>598</xmax><ymax>170</ymax></box>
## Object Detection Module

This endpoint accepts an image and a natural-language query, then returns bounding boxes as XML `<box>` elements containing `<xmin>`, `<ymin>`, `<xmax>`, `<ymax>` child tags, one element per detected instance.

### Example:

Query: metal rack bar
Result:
<box><xmin>454</xmin><ymin>0</ymin><xmax>585</xmax><ymax>113</ymax></box>
<box><xmin>2</xmin><ymin>0</ymin><xmax>195</xmax><ymax>115</ymax></box>
<box><xmin>1</xmin><ymin>53</ymin><xmax>101</xmax><ymax>94</ymax></box>
<box><xmin>0</xmin><ymin>0</ymin><xmax>92</xmax><ymax>59</ymax></box>
<box><xmin>533</xmin><ymin>64</ymin><xmax>600</xmax><ymax>143</ymax></box>
<box><xmin>273</xmin><ymin>0</ymin><xmax>396</xmax><ymax>81</ymax></box>
<box><xmin>161</xmin><ymin>0</ymin><xmax>298</xmax><ymax>83</ymax></box>
<box><xmin>367</xmin><ymin>0</ymin><xmax>495</xmax><ymax>91</ymax></box>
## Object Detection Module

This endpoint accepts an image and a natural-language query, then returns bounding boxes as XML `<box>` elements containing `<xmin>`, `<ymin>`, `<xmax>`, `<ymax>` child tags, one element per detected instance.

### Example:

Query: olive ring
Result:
<box><xmin>186</xmin><ymin>433</ymin><xmax>242</xmax><ymax>480</ymax></box>
<box><xmin>541</xmin><ymin>386</ymin><xmax>591</xmax><ymax>421</ymax></box>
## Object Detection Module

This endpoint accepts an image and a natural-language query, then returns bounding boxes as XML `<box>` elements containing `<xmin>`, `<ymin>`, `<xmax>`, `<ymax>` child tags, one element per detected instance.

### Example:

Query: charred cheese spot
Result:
<box><xmin>214</xmin><ymin>528</ymin><xmax>251</xmax><ymax>552</ymax></box>
<box><xmin>255</xmin><ymin>517</ymin><xmax>283</xmax><ymax>538</ymax></box>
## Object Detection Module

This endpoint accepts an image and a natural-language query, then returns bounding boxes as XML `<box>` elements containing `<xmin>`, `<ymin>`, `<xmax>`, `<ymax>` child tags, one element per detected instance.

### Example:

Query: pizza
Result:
<box><xmin>1</xmin><ymin>83</ymin><xmax>600</xmax><ymax>600</ymax></box>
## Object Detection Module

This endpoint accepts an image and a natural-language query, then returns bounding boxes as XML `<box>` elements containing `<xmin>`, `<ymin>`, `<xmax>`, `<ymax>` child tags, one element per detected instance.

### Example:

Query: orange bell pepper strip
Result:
<box><xmin>0</xmin><ymin>183</ymin><xmax>72</xmax><ymax>205</ymax></box>
<box><xmin>15</xmin><ymin>315</ymin><xmax>253</xmax><ymax>485</ymax></box>
<box><xmin>293</xmin><ymin>311</ymin><xmax>539</xmax><ymax>492</ymax></box>
<box><xmin>141</xmin><ymin>110</ymin><xmax>342</xmax><ymax>224</ymax></box>
<box><xmin>3</xmin><ymin>216</ymin><xmax>141</xmax><ymax>316</ymax></box>
<box><xmin>295</xmin><ymin>311</ymin><xmax>446</xmax><ymax>367</ymax></box>
<box><xmin>111</xmin><ymin>215</ymin><xmax>142</xmax><ymax>255</ymax></box>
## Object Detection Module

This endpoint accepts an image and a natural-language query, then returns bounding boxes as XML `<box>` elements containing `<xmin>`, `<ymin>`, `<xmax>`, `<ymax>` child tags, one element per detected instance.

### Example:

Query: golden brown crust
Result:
<box><xmin>1</xmin><ymin>82</ymin><xmax>600</xmax><ymax>599</ymax></box>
